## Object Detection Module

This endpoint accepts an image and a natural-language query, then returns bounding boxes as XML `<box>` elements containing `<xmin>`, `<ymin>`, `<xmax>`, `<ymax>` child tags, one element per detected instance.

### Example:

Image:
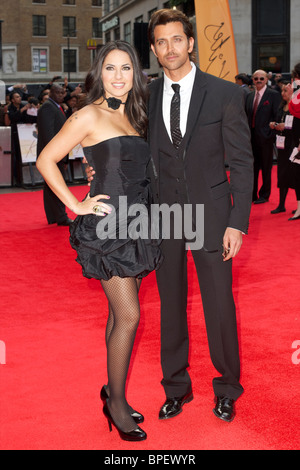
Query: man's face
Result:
<box><xmin>50</xmin><ymin>86</ymin><xmax>66</xmax><ymax>104</ymax></box>
<box><xmin>252</xmin><ymin>71</ymin><xmax>268</xmax><ymax>92</ymax></box>
<box><xmin>11</xmin><ymin>93</ymin><xmax>21</xmax><ymax>106</ymax></box>
<box><xmin>151</xmin><ymin>21</ymin><xmax>194</xmax><ymax>78</ymax></box>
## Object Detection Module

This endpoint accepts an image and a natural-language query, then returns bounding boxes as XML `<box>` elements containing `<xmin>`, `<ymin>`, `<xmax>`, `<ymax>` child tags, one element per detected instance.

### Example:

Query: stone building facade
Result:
<box><xmin>0</xmin><ymin>0</ymin><xmax>103</xmax><ymax>84</ymax></box>
<box><xmin>0</xmin><ymin>0</ymin><xmax>300</xmax><ymax>85</ymax></box>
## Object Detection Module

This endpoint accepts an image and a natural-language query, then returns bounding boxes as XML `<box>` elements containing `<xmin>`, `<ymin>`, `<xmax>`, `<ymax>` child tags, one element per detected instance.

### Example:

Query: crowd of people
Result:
<box><xmin>1</xmin><ymin>7</ymin><xmax>300</xmax><ymax>443</ymax></box>
<box><xmin>1</xmin><ymin>62</ymin><xmax>299</xmax><ymax>214</ymax></box>
<box><xmin>235</xmin><ymin>65</ymin><xmax>300</xmax><ymax>220</ymax></box>
<box><xmin>0</xmin><ymin>77</ymin><xmax>82</xmax><ymax>186</ymax></box>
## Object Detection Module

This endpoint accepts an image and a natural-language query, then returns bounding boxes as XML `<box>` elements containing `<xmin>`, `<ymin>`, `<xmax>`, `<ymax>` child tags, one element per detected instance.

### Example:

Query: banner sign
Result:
<box><xmin>195</xmin><ymin>0</ymin><xmax>238</xmax><ymax>82</ymax></box>
<box><xmin>17</xmin><ymin>124</ymin><xmax>84</xmax><ymax>163</ymax></box>
<box><xmin>18</xmin><ymin>124</ymin><xmax>38</xmax><ymax>163</ymax></box>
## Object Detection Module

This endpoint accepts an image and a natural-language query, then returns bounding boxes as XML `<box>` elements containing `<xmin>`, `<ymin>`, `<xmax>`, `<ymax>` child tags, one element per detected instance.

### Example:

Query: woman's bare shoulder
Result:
<box><xmin>67</xmin><ymin>103</ymin><xmax>99</xmax><ymax>123</ymax></box>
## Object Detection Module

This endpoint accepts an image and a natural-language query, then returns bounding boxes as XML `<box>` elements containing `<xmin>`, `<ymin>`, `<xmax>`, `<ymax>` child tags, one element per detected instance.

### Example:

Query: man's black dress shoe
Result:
<box><xmin>271</xmin><ymin>207</ymin><xmax>286</xmax><ymax>214</ymax></box>
<box><xmin>57</xmin><ymin>218</ymin><xmax>73</xmax><ymax>226</ymax></box>
<box><xmin>159</xmin><ymin>391</ymin><xmax>193</xmax><ymax>420</ymax></box>
<box><xmin>213</xmin><ymin>396</ymin><xmax>235</xmax><ymax>422</ymax></box>
<box><xmin>254</xmin><ymin>198</ymin><xmax>268</xmax><ymax>204</ymax></box>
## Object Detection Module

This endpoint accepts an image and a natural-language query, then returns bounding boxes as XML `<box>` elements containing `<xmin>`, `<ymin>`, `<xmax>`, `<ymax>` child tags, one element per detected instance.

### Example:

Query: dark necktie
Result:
<box><xmin>251</xmin><ymin>92</ymin><xmax>259</xmax><ymax>128</ymax></box>
<box><xmin>170</xmin><ymin>83</ymin><xmax>182</xmax><ymax>149</ymax></box>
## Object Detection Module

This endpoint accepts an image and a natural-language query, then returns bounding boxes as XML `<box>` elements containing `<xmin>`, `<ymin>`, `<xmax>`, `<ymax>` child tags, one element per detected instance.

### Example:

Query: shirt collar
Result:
<box><xmin>163</xmin><ymin>62</ymin><xmax>196</xmax><ymax>93</ymax></box>
<box><xmin>256</xmin><ymin>84</ymin><xmax>267</xmax><ymax>97</ymax></box>
<box><xmin>48</xmin><ymin>97</ymin><xmax>61</xmax><ymax>107</ymax></box>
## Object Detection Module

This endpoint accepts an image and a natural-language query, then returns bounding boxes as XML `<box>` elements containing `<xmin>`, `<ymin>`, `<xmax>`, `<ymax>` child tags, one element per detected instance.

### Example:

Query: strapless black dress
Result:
<box><xmin>69</xmin><ymin>136</ymin><xmax>162</xmax><ymax>281</ymax></box>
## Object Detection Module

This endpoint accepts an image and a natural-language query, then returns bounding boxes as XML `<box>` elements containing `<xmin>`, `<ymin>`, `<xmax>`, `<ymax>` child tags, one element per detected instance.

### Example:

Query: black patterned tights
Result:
<box><xmin>101</xmin><ymin>276</ymin><xmax>142</xmax><ymax>433</ymax></box>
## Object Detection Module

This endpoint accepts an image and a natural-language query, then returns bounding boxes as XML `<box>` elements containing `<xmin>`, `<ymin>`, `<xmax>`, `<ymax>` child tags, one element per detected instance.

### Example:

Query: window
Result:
<box><xmin>124</xmin><ymin>22</ymin><xmax>131</xmax><ymax>44</ymax></box>
<box><xmin>92</xmin><ymin>18</ymin><xmax>102</xmax><ymax>38</ymax></box>
<box><xmin>32</xmin><ymin>48</ymin><xmax>47</xmax><ymax>73</ymax></box>
<box><xmin>256</xmin><ymin>0</ymin><xmax>287</xmax><ymax>36</ymax></box>
<box><xmin>148</xmin><ymin>8</ymin><xmax>157</xmax><ymax>21</ymax></box>
<box><xmin>103</xmin><ymin>0</ymin><xmax>109</xmax><ymax>15</ymax></box>
<box><xmin>33</xmin><ymin>1</ymin><xmax>45</xmax><ymax>3</ymax></box>
<box><xmin>63</xmin><ymin>49</ymin><xmax>77</xmax><ymax>73</ymax></box>
<box><xmin>252</xmin><ymin>0</ymin><xmax>290</xmax><ymax>72</ymax></box>
<box><xmin>135</xmin><ymin>15</ymin><xmax>143</xmax><ymax>24</ymax></box>
<box><xmin>256</xmin><ymin>44</ymin><xmax>285</xmax><ymax>72</ymax></box>
<box><xmin>92</xmin><ymin>0</ymin><xmax>102</xmax><ymax>6</ymax></box>
<box><xmin>33</xmin><ymin>15</ymin><xmax>46</xmax><ymax>36</ymax></box>
<box><xmin>114</xmin><ymin>27</ymin><xmax>120</xmax><ymax>41</ymax></box>
<box><xmin>63</xmin><ymin>17</ymin><xmax>76</xmax><ymax>37</ymax></box>
<box><xmin>63</xmin><ymin>0</ymin><xmax>75</xmax><ymax>4</ymax></box>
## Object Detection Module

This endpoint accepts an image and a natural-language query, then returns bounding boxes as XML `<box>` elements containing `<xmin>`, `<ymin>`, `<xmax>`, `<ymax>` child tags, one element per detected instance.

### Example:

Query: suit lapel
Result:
<box><xmin>182</xmin><ymin>68</ymin><xmax>207</xmax><ymax>160</ymax></box>
<box><xmin>148</xmin><ymin>78</ymin><xmax>164</xmax><ymax>170</ymax></box>
<box><xmin>257</xmin><ymin>87</ymin><xmax>270</xmax><ymax>112</ymax></box>
<box><xmin>149</xmin><ymin>68</ymin><xmax>208</xmax><ymax>167</ymax></box>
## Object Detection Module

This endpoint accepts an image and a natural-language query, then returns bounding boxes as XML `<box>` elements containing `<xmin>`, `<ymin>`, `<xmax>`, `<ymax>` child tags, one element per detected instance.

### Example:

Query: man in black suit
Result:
<box><xmin>245</xmin><ymin>70</ymin><xmax>281</xmax><ymax>203</ymax></box>
<box><xmin>147</xmin><ymin>9</ymin><xmax>253</xmax><ymax>422</ymax></box>
<box><xmin>37</xmin><ymin>83</ymin><xmax>73</xmax><ymax>226</ymax></box>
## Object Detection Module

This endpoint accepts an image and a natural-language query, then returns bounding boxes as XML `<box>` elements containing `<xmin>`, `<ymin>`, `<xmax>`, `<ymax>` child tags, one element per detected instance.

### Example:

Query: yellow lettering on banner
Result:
<box><xmin>195</xmin><ymin>0</ymin><xmax>238</xmax><ymax>82</ymax></box>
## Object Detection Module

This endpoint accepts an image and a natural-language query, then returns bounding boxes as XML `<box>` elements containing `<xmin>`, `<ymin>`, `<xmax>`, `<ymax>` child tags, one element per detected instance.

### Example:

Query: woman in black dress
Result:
<box><xmin>287</xmin><ymin>64</ymin><xmax>300</xmax><ymax>220</ymax></box>
<box><xmin>270</xmin><ymin>83</ymin><xmax>294</xmax><ymax>213</ymax></box>
<box><xmin>37</xmin><ymin>41</ymin><xmax>162</xmax><ymax>441</ymax></box>
<box><xmin>270</xmin><ymin>83</ymin><xmax>300</xmax><ymax>217</ymax></box>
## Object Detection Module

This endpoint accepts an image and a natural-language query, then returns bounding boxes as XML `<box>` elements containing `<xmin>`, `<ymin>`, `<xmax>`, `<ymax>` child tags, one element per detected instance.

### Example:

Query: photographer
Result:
<box><xmin>25</xmin><ymin>97</ymin><xmax>39</xmax><ymax>124</ymax></box>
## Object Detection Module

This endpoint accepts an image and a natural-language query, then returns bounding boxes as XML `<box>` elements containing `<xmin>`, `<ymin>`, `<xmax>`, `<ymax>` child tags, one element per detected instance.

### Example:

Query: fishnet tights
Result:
<box><xmin>101</xmin><ymin>276</ymin><xmax>142</xmax><ymax>433</ymax></box>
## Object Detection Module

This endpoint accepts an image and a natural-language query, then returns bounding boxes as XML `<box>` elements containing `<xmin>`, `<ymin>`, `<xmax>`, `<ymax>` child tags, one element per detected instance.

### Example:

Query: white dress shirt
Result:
<box><xmin>162</xmin><ymin>62</ymin><xmax>196</xmax><ymax>140</ymax></box>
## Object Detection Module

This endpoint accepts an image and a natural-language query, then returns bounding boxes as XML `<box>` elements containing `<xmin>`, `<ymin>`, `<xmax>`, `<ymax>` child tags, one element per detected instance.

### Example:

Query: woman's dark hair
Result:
<box><xmin>148</xmin><ymin>9</ymin><xmax>196</xmax><ymax>64</ymax></box>
<box><xmin>84</xmin><ymin>40</ymin><xmax>148</xmax><ymax>139</ymax></box>
<box><xmin>291</xmin><ymin>63</ymin><xmax>300</xmax><ymax>80</ymax></box>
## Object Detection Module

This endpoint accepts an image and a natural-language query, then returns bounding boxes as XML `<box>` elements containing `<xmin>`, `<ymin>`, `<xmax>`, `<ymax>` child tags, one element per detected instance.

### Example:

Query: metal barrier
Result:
<box><xmin>0</xmin><ymin>126</ymin><xmax>11</xmax><ymax>186</ymax></box>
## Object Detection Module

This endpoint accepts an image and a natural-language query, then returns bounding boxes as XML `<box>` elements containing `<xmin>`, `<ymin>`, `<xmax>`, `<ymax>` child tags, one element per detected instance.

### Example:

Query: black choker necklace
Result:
<box><xmin>105</xmin><ymin>96</ymin><xmax>126</xmax><ymax>110</ymax></box>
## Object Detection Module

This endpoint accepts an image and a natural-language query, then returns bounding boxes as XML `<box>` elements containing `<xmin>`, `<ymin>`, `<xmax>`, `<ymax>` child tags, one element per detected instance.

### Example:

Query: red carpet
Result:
<box><xmin>0</xmin><ymin>167</ymin><xmax>300</xmax><ymax>450</ymax></box>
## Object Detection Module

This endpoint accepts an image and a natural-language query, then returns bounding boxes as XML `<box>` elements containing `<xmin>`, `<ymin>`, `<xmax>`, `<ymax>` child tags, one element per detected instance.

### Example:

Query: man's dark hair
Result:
<box><xmin>148</xmin><ymin>9</ymin><xmax>197</xmax><ymax>64</ymax></box>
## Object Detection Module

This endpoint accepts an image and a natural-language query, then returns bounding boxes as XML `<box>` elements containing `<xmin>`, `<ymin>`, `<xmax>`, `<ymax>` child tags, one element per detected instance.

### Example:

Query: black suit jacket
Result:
<box><xmin>148</xmin><ymin>68</ymin><xmax>254</xmax><ymax>251</ymax></box>
<box><xmin>37</xmin><ymin>99</ymin><xmax>67</xmax><ymax>160</ymax></box>
<box><xmin>245</xmin><ymin>87</ymin><xmax>281</xmax><ymax>141</ymax></box>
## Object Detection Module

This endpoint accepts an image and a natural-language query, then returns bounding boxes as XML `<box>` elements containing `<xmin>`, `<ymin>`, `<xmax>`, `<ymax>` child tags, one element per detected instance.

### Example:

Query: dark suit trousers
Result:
<box><xmin>251</xmin><ymin>129</ymin><xmax>274</xmax><ymax>200</ymax></box>
<box><xmin>43</xmin><ymin>160</ymin><xmax>68</xmax><ymax>224</ymax></box>
<box><xmin>156</xmin><ymin>235</ymin><xmax>244</xmax><ymax>401</ymax></box>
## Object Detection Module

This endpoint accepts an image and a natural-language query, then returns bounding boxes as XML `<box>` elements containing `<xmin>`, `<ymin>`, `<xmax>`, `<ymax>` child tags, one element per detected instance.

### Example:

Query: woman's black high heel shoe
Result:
<box><xmin>100</xmin><ymin>386</ymin><xmax>144</xmax><ymax>424</ymax></box>
<box><xmin>103</xmin><ymin>402</ymin><xmax>147</xmax><ymax>442</ymax></box>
